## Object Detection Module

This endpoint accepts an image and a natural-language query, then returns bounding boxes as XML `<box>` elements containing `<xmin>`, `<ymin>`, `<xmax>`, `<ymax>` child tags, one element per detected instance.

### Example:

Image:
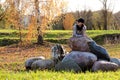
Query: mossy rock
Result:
<box><xmin>110</xmin><ymin>58</ymin><xmax>120</xmax><ymax>66</ymax></box>
<box><xmin>55</xmin><ymin>59</ymin><xmax>82</xmax><ymax>73</ymax></box>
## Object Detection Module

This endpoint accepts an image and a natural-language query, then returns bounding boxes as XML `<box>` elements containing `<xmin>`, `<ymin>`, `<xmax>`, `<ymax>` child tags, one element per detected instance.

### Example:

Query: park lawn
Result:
<box><xmin>0</xmin><ymin>29</ymin><xmax>120</xmax><ymax>39</ymax></box>
<box><xmin>0</xmin><ymin>43</ymin><xmax>120</xmax><ymax>80</ymax></box>
<box><xmin>0</xmin><ymin>29</ymin><xmax>120</xmax><ymax>45</ymax></box>
<box><xmin>0</xmin><ymin>29</ymin><xmax>120</xmax><ymax>80</ymax></box>
<box><xmin>44</xmin><ymin>30</ymin><xmax>120</xmax><ymax>39</ymax></box>
<box><xmin>0</xmin><ymin>70</ymin><xmax>120</xmax><ymax>80</ymax></box>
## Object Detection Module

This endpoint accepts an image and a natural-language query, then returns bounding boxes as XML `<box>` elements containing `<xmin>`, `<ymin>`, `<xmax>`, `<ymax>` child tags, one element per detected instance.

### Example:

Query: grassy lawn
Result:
<box><xmin>0</xmin><ymin>43</ymin><xmax>120</xmax><ymax>80</ymax></box>
<box><xmin>0</xmin><ymin>70</ymin><xmax>120</xmax><ymax>80</ymax></box>
<box><xmin>44</xmin><ymin>30</ymin><xmax>120</xmax><ymax>39</ymax></box>
<box><xmin>0</xmin><ymin>29</ymin><xmax>120</xmax><ymax>39</ymax></box>
<box><xmin>1</xmin><ymin>29</ymin><xmax>120</xmax><ymax>45</ymax></box>
<box><xmin>0</xmin><ymin>29</ymin><xmax>120</xmax><ymax>80</ymax></box>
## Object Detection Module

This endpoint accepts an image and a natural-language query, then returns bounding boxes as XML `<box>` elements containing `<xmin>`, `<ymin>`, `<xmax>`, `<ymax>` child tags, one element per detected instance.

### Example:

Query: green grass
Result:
<box><xmin>0</xmin><ymin>29</ymin><xmax>120</xmax><ymax>45</ymax></box>
<box><xmin>44</xmin><ymin>30</ymin><xmax>120</xmax><ymax>39</ymax></box>
<box><xmin>0</xmin><ymin>70</ymin><xmax>120</xmax><ymax>80</ymax></box>
<box><xmin>0</xmin><ymin>29</ymin><xmax>120</xmax><ymax>80</ymax></box>
<box><xmin>1</xmin><ymin>29</ymin><xmax>120</xmax><ymax>39</ymax></box>
<box><xmin>0</xmin><ymin>44</ymin><xmax>120</xmax><ymax>80</ymax></box>
<box><xmin>44</xmin><ymin>30</ymin><xmax>120</xmax><ymax>44</ymax></box>
<box><xmin>0</xmin><ymin>29</ymin><xmax>28</xmax><ymax>33</ymax></box>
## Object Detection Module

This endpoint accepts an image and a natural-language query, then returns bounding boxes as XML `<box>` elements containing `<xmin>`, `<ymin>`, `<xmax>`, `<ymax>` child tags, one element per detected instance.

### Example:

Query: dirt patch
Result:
<box><xmin>0</xmin><ymin>42</ymin><xmax>71</xmax><ymax>71</ymax></box>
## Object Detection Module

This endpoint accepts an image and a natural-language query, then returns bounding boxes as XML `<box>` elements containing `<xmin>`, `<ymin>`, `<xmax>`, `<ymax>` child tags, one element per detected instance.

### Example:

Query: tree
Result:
<box><xmin>34</xmin><ymin>0</ymin><xmax>43</xmax><ymax>44</ymax></box>
<box><xmin>83</xmin><ymin>10</ymin><xmax>93</xmax><ymax>30</ymax></box>
<box><xmin>100</xmin><ymin>0</ymin><xmax>108</xmax><ymax>30</ymax></box>
<box><xmin>51</xmin><ymin>14</ymin><xmax>65</xmax><ymax>30</ymax></box>
<box><xmin>1</xmin><ymin>0</ymin><xmax>67</xmax><ymax>44</ymax></box>
<box><xmin>0</xmin><ymin>4</ymin><xmax>5</xmax><ymax>28</ymax></box>
<box><xmin>92</xmin><ymin>11</ymin><xmax>103</xmax><ymax>30</ymax></box>
<box><xmin>4</xmin><ymin>0</ymin><xmax>29</xmax><ymax>42</ymax></box>
<box><xmin>99</xmin><ymin>0</ymin><xmax>114</xmax><ymax>30</ymax></box>
<box><xmin>33</xmin><ymin>0</ymin><xmax>67</xmax><ymax>44</ymax></box>
<box><xmin>63</xmin><ymin>13</ymin><xmax>75</xmax><ymax>30</ymax></box>
<box><xmin>79</xmin><ymin>10</ymin><xmax>93</xmax><ymax>30</ymax></box>
<box><xmin>26</xmin><ymin>16</ymin><xmax>36</xmax><ymax>43</ymax></box>
<box><xmin>0</xmin><ymin>4</ymin><xmax>6</xmax><ymax>22</ymax></box>
<box><xmin>113</xmin><ymin>11</ymin><xmax>120</xmax><ymax>30</ymax></box>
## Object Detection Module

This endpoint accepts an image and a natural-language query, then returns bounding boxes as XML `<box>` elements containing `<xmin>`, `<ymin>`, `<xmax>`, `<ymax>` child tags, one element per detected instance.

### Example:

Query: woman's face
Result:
<box><xmin>76</xmin><ymin>22</ymin><xmax>83</xmax><ymax>27</ymax></box>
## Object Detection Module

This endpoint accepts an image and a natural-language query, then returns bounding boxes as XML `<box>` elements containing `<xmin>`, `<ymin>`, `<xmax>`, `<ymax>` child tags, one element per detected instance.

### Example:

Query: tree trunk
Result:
<box><xmin>35</xmin><ymin>0</ymin><xmax>43</xmax><ymax>45</ymax></box>
<box><xmin>37</xmin><ymin>34</ymin><xmax>43</xmax><ymax>45</ymax></box>
<box><xmin>19</xmin><ymin>25</ymin><xmax>22</xmax><ymax>42</ymax></box>
<box><xmin>37</xmin><ymin>27</ymin><xmax>43</xmax><ymax>45</ymax></box>
<box><xmin>104</xmin><ymin>10</ymin><xmax>108</xmax><ymax>30</ymax></box>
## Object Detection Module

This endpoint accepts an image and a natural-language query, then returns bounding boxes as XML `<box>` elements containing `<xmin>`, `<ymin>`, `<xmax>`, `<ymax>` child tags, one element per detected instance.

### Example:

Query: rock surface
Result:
<box><xmin>110</xmin><ymin>58</ymin><xmax>120</xmax><ymax>66</ymax></box>
<box><xmin>62</xmin><ymin>51</ymin><xmax>97</xmax><ymax>71</ymax></box>
<box><xmin>55</xmin><ymin>59</ymin><xmax>81</xmax><ymax>73</ymax></box>
<box><xmin>92</xmin><ymin>60</ymin><xmax>119</xmax><ymax>72</ymax></box>
<box><xmin>68</xmin><ymin>37</ymin><xmax>91</xmax><ymax>52</ymax></box>
<box><xmin>31</xmin><ymin>59</ymin><xmax>54</xmax><ymax>70</ymax></box>
<box><xmin>25</xmin><ymin>56</ymin><xmax>45</xmax><ymax>70</ymax></box>
<box><xmin>88</xmin><ymin>41</ymin><xmax>110</xmax><ymax>61</ymax></box>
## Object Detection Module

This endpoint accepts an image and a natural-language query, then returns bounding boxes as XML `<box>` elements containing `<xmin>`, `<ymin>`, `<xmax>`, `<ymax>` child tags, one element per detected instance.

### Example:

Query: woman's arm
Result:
<box><xmin>73</xmin><ymin>24</ymin><xmax>77</xmax><ymax>37</ymax></box>
<box><xmin>81</xmin><ymin>25</ymin><xmax>87</xmax><ymax>37</ymax></box>
<box><xmin>73</xmin><ymin>24</ymin><xmax>82</xmax><ymax>37</ymax></box>
<box><xmin>81</xmin><ymin>29</ymin><xmax>86</xmax><ymax>36</ymax></box>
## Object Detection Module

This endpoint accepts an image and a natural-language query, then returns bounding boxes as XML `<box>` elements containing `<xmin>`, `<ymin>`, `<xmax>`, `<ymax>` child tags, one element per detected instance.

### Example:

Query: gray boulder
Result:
<box><xmin>110</xmin><ymin>58</ymin><xmax>120</xmax><ymax>66</ymax></box>
<box><xmin>62</xmin><ymin>51</ymin><xmax>97</xmax><ymax>71</ymax></box>
<box><xmin>88</xmin><ymin>41</ymin><xmax>110</xmax><ymax>61</ymax></box>
<box><xmin>31</xmin><ymin>59</ymin><xmax>54</xmax><ymax>70</ymax></box>
<box><xmin>55</xmin><ymin>59</ymin><xmax>82</xmax><ymax>73</ymax></box>
<box><xmin>68</xmin><ymin>37</ymin><xmax>91</xmax><ymax>52</ymax></box>
<box><xmin>51</xmin><ymin>44</ymin><xmax>66</xmax><ymax>62</ymax></box>
<box><xmin>25</xmin><ymin>56</ymin><xmax>45</xmax><ymax>70</ymax></box>
<box><xmin>25</xmin><ymin>44</ymin><xmax>66</xmax><ymax>71</ymax></box>
<box><xmin>92</xmin><ymin>60</ymin><xmax>119</xmax><ymax>72</ymax></box>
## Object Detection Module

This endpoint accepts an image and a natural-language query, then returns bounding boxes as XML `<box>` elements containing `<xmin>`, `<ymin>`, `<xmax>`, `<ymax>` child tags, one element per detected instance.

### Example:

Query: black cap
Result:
<box><xmin>77</xmin><ymin>18</ymin><xmax>84</xmax><ymax>23</ymax></box>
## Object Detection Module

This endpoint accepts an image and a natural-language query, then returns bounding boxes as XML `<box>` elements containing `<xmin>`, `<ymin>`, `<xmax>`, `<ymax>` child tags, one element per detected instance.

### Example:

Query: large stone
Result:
<box><xmin>51</xmin><ymin>44</ymin><xmax>65</xmax><ymax>61</ymax></box>
<box><xmin>110</xmin><ymin>58</ymin><xmax>120</xmax><ymax>66</ymax></box>
<box><xmin>55</xmin><ymin>59</ymin><xmax>82</xmax><ymax>73</ymax></box>
<box><xmin>68</xmin><ymin>37</ymin><xmax>92</xmax><ymax>52</ymax></box>
<box><xmin>92</xmin><ymin>60</ymin><xmax>119</xmax><ymax>72</ymax></box>
<box><xmin>88</xmin><ymin>41</ymin><xmax>110</xmax><ymax>61</ymax></box>
<box><xmin>31</xmin><ymin>59</ymin><xmax>54</xmax><ymax>70</ymax></box>
<box><xmin>25</xmin><ymin>56</ymin><xmax>45</xmax><ymax>70</ymax></box>
<box><xmin>62</xmin><ymin>51</ymin><xmax>97</xmax><ymax>71</ymax></box>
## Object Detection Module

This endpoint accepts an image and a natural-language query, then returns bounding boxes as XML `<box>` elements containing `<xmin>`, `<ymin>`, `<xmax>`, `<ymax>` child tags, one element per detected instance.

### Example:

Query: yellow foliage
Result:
<box><xmin>25</xmin><ymin>16</ymin><xmax>36</xmax><ymax>43</ymax></box>
<box><xmin>63</xmin><ymin>13</ymin><xmax>75</xmax><ymax>30</ymax></box>
<box><xmin>41</xmin><ymin>0</ymin><xmax>67</xmax><ymax>29</ymax></box>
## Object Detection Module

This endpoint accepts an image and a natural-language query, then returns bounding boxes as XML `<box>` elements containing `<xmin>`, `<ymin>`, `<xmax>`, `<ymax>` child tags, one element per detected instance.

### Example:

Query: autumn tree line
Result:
<box><xmin>0</xmin><ymin>0</ymin><xmax>67</xmax><ymax>44</ymax></box>
<box><xmin>0</xmin><ymin>0</ymin><xmax>120</xmax><ymax>31</ymax></box>
<box><xmin>52</xmin><ymin>10</ymin><xmax>120</xmax><ymax>30</ymax></box>
<box><xmin>1</xmin><ymin>4</ymin><xmax>120</xmax><ymax>30</ymax></box>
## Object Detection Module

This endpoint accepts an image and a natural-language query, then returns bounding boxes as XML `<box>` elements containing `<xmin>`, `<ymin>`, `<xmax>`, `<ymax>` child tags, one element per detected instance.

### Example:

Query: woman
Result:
<box><xmin>73</xmin><ymin>18</ymin><xmax>87</xmax><ymax>37</ymax></box>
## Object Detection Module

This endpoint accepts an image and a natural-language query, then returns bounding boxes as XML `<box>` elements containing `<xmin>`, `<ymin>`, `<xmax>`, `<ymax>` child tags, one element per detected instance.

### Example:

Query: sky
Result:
<box><xmin>66</xmin><ymin>0</ymin><xmax>120</xmax><ymax>13</ymax></box>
